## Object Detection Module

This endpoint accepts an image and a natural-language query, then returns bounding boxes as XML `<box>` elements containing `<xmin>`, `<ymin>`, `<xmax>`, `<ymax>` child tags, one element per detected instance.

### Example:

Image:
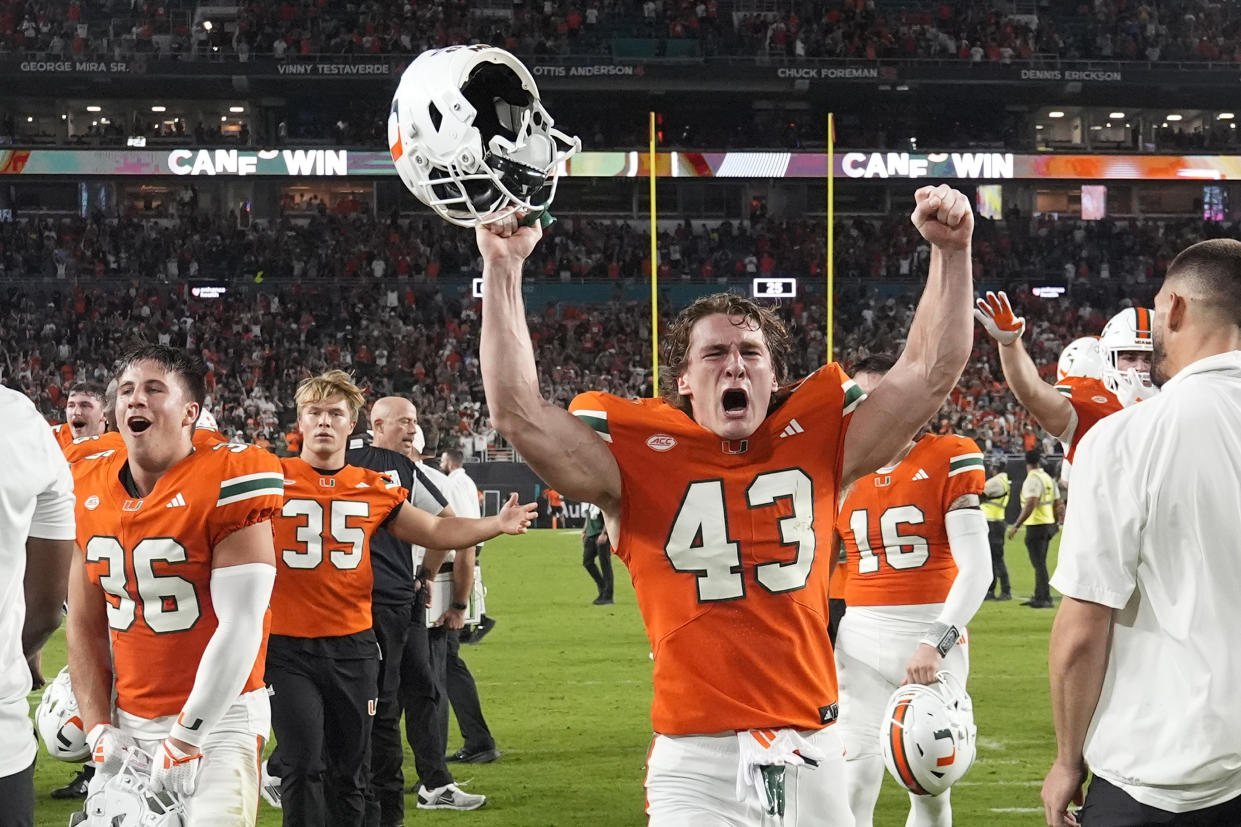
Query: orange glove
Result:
<box><xmin>973</xmin><ymin>291</ymin><xmax>1025</xmax><ymax>345</ymax></box>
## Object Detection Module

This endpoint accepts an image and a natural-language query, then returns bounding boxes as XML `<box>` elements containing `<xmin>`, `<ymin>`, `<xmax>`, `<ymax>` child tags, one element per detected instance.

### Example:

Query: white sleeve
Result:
<box><xmin>935</xmin><ymin>508</ymin><xmax>993</xmax><ymax>630</ymax></box>
<box><xmin>1020</xmin><ymin>473</ymin><xmax>1044</xmax><ymax>501</ymax></box>
<box><xmin>29</xmin><ymin>421</ymin><xmax>75</xmax><ymax>540</ymax></box>
<box><xmin>1056</xmin><ymin>405</ymin><xmax>1080</xmax><ymax>446</ymax></box>
<box><xmin>1049</xmin><ymin>424</ymin><xmax>1141</xmax><ymax>609</ymax></box>
<box><xmin>169</xmin><ymin>563</ymin><xmax>275</xmax><ymax>747</ymax></box>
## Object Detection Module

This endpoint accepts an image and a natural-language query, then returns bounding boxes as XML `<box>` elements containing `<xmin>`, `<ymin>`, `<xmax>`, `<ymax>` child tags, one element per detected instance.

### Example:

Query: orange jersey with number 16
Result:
<box><xmin>837</xmin><ymin>434</ymin><xmax>986</xmax><ymax>607</ymax></box>
<box><xmin>270</xmin><ymin>458</ymin><xmax>407</xmax><ymax>639</ymax></box>
<box><xmin>72</xmin><ymin>442</ymin><xmax>285</xmax><ymax>720</ymax></box>
<box><xmin>570</xmin><ymin>364</ymin><xmax>864</xmax><ymax>736</ymax></box>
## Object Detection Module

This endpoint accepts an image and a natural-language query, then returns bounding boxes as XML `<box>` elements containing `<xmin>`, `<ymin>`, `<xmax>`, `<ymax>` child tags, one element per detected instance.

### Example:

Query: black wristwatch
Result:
<box><xmin>450</xmin><ymin>601</ymin><xmax>468</xmax><ymax>611</ymax></box>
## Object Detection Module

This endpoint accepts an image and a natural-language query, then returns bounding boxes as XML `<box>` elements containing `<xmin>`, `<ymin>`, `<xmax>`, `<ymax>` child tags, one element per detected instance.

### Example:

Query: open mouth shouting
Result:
<box><xmin>126</xmin><ymin>415</ymin><xmax>153</xmax><ymax>434</ymax></box>
<box><xmin>722</xmin><ymin>388</ymin><xmax>749</xmax><ymax>418</ymax></box>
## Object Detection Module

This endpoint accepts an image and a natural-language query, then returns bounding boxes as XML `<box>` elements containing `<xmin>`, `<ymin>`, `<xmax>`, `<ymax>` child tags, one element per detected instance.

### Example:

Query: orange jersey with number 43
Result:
<box><xmin>72</xmin><ymin>442</ymin><xmax>285</xmax><ymax>720</ymax></box>
<box><xmin>570</xmin><ymin>365</ymin><xmax>865</xmax><ymax>735</ymax></box>
<box><xmin>837</xmin><ymin>434</ymin><xmax>986</xmax><ymax>607</ymax></box>
<box><xmin>270</xmin><ymin>458</ymin><xmax>407</xmax><ymax>639</ymax></box>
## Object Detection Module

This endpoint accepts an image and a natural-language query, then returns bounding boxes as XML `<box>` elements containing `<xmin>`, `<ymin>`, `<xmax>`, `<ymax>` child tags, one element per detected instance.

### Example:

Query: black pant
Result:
<box><xmin>367</xmin><ymin>601</ymin><xmax>415</xmax><ymax>827</ymax></box>
<box><xmin>442</xmin><ymin>627</ymin><xmax>495</xmax><ymax>753</ymax></box>
<box><xmin>267</xmin><ymin>637</ymin><xmax>378</xmax><ymax>827</ymax></box>
<box><xmin>827</xmin><ymin>598</ymin><xmax>847</xmax><ymax>647</ymax></box>
<box><xmin>583</xmin><ymin>532</ymin><xmax>613</xmax><ymax>600</ymax></box>
<box><xmin>1025</xmin><ymin>523</ymin><xmax>1056</xmax><ymax>602</ymax></box>
<box><xmin>0</xmin><ymin>759</ymin><xmax>34</xmax><ymax>827</ymax></box>
<box><xmin>400</xmin><ymin>599</ymin><xmax>453</xmax><ymax>792</ymax></box>
<box><xmin>988</xmin><ymin>520</ymin><xmax>1011</xmax><ymax>595</ymax></box>
<box><xmin>1080</xmin><ymin>774</ymin><xmax>1241</xmax><ymax>826</ymax></box>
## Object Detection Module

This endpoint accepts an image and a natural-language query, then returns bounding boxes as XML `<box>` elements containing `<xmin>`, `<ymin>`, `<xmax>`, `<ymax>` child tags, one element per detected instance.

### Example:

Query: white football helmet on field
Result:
<box><xmin>881</xmin><ymin>671</ymin><xmax>977</xmax><ymax>796</ymax></box>
<box><xmin>1099</xmin><ymin>307</ymin><xmax>1157</xmax><ymax>404</ymax></box>
<box><xmin>1056</xmin><ymin>336</ymin><xmax>1105</xmax><ymax>382</ymax></box>
<box><xmin>388</xmin><ymin>45</ymin><xmax>580</xmax><ymax>227</ymax></box>
<box><xmin>36</xmin><ymin>666</ymin><xmax>90</xmax><ymax>762</ymax></box>
<box><xmin>75</xmin><ymin>748</ymin><xmax>186</xmax><ymax>827</ymax></box>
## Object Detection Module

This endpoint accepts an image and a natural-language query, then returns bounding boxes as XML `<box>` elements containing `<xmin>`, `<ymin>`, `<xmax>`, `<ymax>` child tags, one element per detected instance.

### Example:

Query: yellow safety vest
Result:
<box><xmin>1025</xmin><ymin>468</ymin><xmax>1057</xmax><ymax>526</ymax></box>
<box><xmin>980</xmin><ymin>472</ymin><xmax>1009</xmax><ymax>522</ymax></box>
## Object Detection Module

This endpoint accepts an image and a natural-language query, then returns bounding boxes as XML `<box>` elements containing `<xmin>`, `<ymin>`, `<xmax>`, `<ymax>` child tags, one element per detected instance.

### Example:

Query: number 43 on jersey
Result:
<box><xmin>664</xmin><ymin>469</ymin><xmax>816</xmax><ymax>602</ymax></box>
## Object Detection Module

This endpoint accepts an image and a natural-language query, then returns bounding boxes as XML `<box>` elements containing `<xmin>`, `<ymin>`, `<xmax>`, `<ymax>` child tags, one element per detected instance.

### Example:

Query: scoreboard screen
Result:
<box><xmin>751</xmin><ymin>278</ymin><xmax>797</xmax><ymax>299</ymax></box>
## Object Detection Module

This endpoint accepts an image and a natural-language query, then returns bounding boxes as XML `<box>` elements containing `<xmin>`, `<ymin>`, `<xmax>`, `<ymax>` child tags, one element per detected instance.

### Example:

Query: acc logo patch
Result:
<box><xmin>646</xmin><ymin>434</ymin><xmax>677</xmax><ymax>452</ymax></box>
<box><xmin>84</xmin><ymin>495</ymin><xmax>100</xmax><ymax>511</ymax></box>
<box><xmin>1092</xmin><ymin>395</ymin><xmax>1109</xmax><ymax>403</ymax></box>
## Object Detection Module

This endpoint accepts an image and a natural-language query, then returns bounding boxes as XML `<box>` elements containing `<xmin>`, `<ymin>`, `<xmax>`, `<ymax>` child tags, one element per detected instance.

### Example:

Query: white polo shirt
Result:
<box><xmin>1051</xmin><ymin>350</ymin><xmax>1241</xmax><ymax>812</ymax></box>
<box><xmin>0</xmin><ymin>387</ymin><xmax>75</xmax><ymax>777</ymax></box>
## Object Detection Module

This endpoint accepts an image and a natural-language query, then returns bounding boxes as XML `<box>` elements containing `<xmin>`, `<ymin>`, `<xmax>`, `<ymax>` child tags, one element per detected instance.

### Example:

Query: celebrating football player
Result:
<box><xmin>266</xmin><ymin>371</ymin><xmax>534</xmax><ymax>827</ymax></box>
<box><xmin>51</xmin><ymin>381</ymin><xmax>108</xmax><ymax>449</ymax></box>
<box><xmin>974</xmin><ymin>293</ymin><xmax>1156</xmax><ymax>468</ymax></box>
<box><xmin>477</xmin><ymin>184</ymin><xmax>974</xmax><ymax>823</ymax></box>
<box><xmin>833</xmin><ymin>355</ymin><xmax>991</xmax><ymax>827</ymax></box>
<box><xmin>67</xmin><ymin>345</ymin><xmax>286</xmax><ymax>823</ymax></box>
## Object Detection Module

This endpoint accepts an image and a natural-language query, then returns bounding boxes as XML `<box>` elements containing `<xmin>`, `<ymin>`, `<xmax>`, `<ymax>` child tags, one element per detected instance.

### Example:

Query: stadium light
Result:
<box><xmin>203</xmin><ymin>20</ymin><xmax>213</xmax><ymax>30</ymax></box>
<box><xmin>229</xmin><ymin>106</ymin><xmax>245</xmax><ymax>114</ymax></box>
<box><xmin>151</xmin><ymin>105</ymin><xmax>166</xmax><ymax>113</ymax></box>
<box><xmin>86</xmin><ymin>105</ymin><xmax>101</xmax><ymax>112</ymax></box>
<box><xmin>25</xmin><ymin>116</ymin><xmax>32</xmax><ymax>122</ymax></box>
<box><xmin>220</xmin><ymin>115</ymin><xmax>227</xmax><ymax>121</ymax></box>
<box><xmin>1035</xmin><ymin>124</ymin><xmax>1044</xmax><ymax>130</ymax></box>
<box><xmin>1219</xmin><ymin>112</ymin><xmax>1235</xmax><ymax>120</ymax></box>
<box><xmin>1109</xmin><ymin>112</ymin><xmax>1125</xmax><ymax>119</ymax></box>
<box><xmin>1048</xmin><ymin>111</ymin><xmax>1065</xmax><ymax>118</ymax></box>
<box><xmin>1166</xmin><ymin>114</ymin><xmax>1183</xmax><ymax>121</ymax></box>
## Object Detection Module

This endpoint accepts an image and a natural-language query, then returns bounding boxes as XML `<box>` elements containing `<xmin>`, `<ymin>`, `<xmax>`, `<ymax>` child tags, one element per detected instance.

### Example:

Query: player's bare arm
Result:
<box><xmin>22</xmin><ymin>536</ymin><xmax>73</xmax><ymax>659</ymax></box>
<box><xmin>998</xmin><ymin>338</ymin><xmax>1074</xmax><ymax>438</ymax></box>
<box><xmin>1043</xmin><ymin>596</ymin><xmax>1112</xmax><ymax>827</ymax></box>
<box><xmin>65</xmin><ymin>549</ymin><xmax>114</xmax><ymax>732</ymax></box>
<box><xmin>842</xmin><ymin>185</ymin><xmax>976</xmax><ymax>487</ymax></box>
<box><xmin>477</xmin><ymin>217</ymin><xmax>623</xmax><ymax>517</ymax></box>
<box><xmin>389</xmin><ymin>493</ymin><xmax>535</xmax><ymax>550</ymax></box>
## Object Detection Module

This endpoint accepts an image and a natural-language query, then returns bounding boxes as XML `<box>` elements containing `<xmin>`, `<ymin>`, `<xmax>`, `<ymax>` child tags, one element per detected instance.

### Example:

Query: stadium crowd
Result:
<box><xmin>0</xmin><ymin>204</ymin><xmax>1197</xmax><ymax>459</ymax></box>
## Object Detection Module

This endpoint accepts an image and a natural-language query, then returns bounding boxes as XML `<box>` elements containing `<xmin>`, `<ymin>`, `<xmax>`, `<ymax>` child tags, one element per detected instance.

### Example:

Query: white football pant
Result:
<box><xmin>645</xmin><ymin>727</ymin><xmax>855</xmax><ymax>826</ymax></box>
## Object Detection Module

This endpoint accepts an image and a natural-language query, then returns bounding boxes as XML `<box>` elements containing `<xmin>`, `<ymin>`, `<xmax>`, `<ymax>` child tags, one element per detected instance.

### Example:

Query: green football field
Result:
<box><xmin>30</xmin><ymin>529</ymin><xmax>1062</xmax><ymax>826</ymax></box>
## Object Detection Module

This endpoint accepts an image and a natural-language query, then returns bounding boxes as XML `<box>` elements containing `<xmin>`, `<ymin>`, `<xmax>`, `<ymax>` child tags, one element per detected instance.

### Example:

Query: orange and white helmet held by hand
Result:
<box><xmin>388</xmin><ymin>45</ymin><xmax>580</xmax><ymax>227</ymax></box>
<box><xmin>37</xmin><ymin>666</ymin><xmax>90</xmax><ymax>762</ymax></box>
<box><xmin>1056</xmin><ymin>336</ymin><xmax>1105</xmax><ymax>382</ymax></box>
<box><xmin>881</xmin><ymin>671</ymin><xmax>977</xmax><ymax>797</ymax></box>
<box><xmin>1100</xmin><ymin>307</ymin><xmax>1158</xmax><ymax>405</ymax></box>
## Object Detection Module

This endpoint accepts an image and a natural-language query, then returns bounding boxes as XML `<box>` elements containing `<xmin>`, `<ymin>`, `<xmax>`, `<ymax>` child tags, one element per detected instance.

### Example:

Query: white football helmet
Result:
<box><xmin>80</xmin><ymin>748</ymin><xmax>186</xmax><ymax>827</ymax></box>
<box><xmin>389</xmin><ymin>45</ymin><xmax>580</xmax><ymax>227</ymax></box>
<box><xmin>36</xmin><ymin>666</ymin><xmax>90</xmax><ymax>762</ymax></box>
<box><xmin>195</xmin><ymin>409</ymin><xmax>219</xmax><ymax>431</ymax></box>
<box><xmin>1056</xmin><ymin>336</ymin><xmax>1105</xmax><ymax>382</ymax></box>
<box><xmin>1099</xmin><ymin>307</ymin><xmax>1157</xmax><ymax>404</ymax></box>
<box><xmin>881</xmin><ymin>671</ymin><xmax>977</xmax><ymax>797</ymax></box>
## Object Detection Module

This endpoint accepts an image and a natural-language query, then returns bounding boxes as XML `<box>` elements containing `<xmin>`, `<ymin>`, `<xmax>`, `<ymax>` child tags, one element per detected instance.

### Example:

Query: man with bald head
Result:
<box><xmin>1042</xmin><ymin>238</ymin><xmax>1241</xmax><ymax>827</ymax></box>
<box><xmin>346</xmin><ymin>397</ymin><xmax>486</xmax><ymax>817</ymax></box>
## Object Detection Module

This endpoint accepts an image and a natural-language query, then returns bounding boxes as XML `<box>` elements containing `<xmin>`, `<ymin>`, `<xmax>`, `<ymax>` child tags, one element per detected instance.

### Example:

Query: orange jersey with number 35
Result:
<box><xmin>1053</xmin><ymin>376</ymin><xmax>1123</xmax><ymax>463</ymax></box>
<box><xmin>570</xmin><ymin>365</ymin><xmax>864</xmax><ymax>735</ymax></box>
<box><xmin>837</xmin><ymin>434</ymin><xmax>986</xmax><ymax>607</ymax></box>
<box><xmin>72</xmin><ymin>442</ymin><xmax>285</xmax><ymax>720</ymax></box>
<box><xmin>270</xmin><ymin>458</ymin><xmax>407</xmax><ymax>639</ymax></box>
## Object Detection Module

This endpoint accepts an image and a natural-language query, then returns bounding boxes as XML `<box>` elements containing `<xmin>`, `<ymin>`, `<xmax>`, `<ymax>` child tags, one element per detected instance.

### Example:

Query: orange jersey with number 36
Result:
<box><xmin>270</xmin><ymin>458</ymin><xmax>407</xmax><ymax>639</ymax></box>
<box><xmin>570</xmin><ymin>365</ymin><xmax>865</xmax><ymax>735</ymax></box>
<box><xmin>837</xmin><ymin>434</ymin><xmax>986</xmax><ymax>607</ymax></box>
<box><xmin>72</xmin><ymin>442</ymin><xmax>285</xmax><ymax>720</ymax></box>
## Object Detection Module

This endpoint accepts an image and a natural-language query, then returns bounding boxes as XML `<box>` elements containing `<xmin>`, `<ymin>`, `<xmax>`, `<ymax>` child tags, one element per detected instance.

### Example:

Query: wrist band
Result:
<box><xmin>450</xmin><ymin>601</ymin><xmax>468</xmax><ymax>611</ymax></box>
<box><xmin>920</xmin><ymin>622</ymin><xmax>960</xmax><ymax>658</ymax></box>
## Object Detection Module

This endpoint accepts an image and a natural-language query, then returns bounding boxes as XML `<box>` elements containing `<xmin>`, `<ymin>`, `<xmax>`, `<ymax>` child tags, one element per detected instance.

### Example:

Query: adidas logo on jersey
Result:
<box><xmin>912</xmin><ymin>468</ymin><xmax>930</xmax><ymax>481</ymax></box>
<box><xmin>779</xmin><ymin>418</ymin><xmax>805</xmax><ymax>439</ymax></box>
<box><xmin>165</xmin><ymin>492</ymin><xmax>187</xmax><ymax>508</ymax></box>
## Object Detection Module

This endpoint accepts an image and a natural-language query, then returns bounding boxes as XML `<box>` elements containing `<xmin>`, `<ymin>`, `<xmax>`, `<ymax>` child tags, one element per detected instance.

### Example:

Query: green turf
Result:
<box><xmin>30</xmin><ymin>529</ymin><xmax>1062</xmax><ymax>826</ymax></box>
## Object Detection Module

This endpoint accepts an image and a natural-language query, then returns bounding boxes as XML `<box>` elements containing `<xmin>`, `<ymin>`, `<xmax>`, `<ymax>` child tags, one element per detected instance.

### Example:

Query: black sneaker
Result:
<box><xmin>982</xmin><ymin>593</ymin><xmax>997</xmax><ymax>601</ymax></box>
<box><xmin>51</xmin><ymin>766</ymin><xmax>93</xmax><ymax>800</ymax></box>
<box><xmin>998</xmin><ymin>592</ymin><xmax>1013</xmax><ymax>601</ymax></box>
<box><xmin>462</xmin><ymin>615</ymin><xmax>497</xmax><ymax>645</ymax></box>
<box><xmin>446</xmin><ymin>746</ymin><xmax>501</xmax><ymax>764</ymax></box>
<box><xmin>592</xmin><ymin>596</ymin><xmax>614</xmax><ymax>605</ymax></box>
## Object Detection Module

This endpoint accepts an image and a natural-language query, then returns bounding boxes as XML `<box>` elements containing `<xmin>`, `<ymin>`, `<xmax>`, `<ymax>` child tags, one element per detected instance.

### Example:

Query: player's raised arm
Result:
<box><xmin>842</xmin><ymin>185</ymin><xmax>975</xmax><ymax>486</ymax></box>
<box><xmin>478</xmin><ymin>216</ymin><xmax>622</xmax><ymax>513</ymax></box>
<box><xmin>975</xmin><ymin>290</ymin><xmax>1076</xmax><ymax>437</ymax></box>
<box><xmin>388</xmin><ymin>493</ymin><xmax>535</xmax><ymax>550</ymax></box>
